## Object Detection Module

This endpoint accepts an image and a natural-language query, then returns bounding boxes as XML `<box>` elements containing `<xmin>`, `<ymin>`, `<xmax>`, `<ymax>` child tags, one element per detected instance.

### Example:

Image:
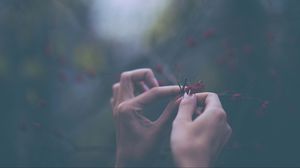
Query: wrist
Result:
<box><xmin>115</xmin><ymin>150</ymin><xmax>136</xmax><ymax>167</ymax></box>
<box><xmin>115</xmin><ymin>149</ymin><xmax>149</xmax><ymax>167</ymax></box>
<box><xmin>176</xmin><ymin>153</ymin><xmax>210</xmax><ymax>167</ymax></box>
<box><xmin>174</xmin><ymin>153</ymin><xmax>210</xmax><ymax>167</ymax></box>
<box><xmin>172</xmin><ymin>144</ymin><xmax>211</xmax><ymax>167</ymax></box>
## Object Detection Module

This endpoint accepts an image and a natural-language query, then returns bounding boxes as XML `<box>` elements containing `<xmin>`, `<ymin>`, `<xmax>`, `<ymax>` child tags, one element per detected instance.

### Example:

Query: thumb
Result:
<box><xmin>174</xmin><ymin>93</ymin><xmax>197</xmax><ymax>123</ymax></box>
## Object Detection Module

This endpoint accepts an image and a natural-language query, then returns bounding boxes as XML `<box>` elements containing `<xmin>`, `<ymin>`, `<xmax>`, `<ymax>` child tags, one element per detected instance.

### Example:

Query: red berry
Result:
<box><xmin>203</xmin><ymin>28</ymin><xmax>216</xmax><ymax>39</ymax></box>
<box><xmin>155</xmin><ymin>64</ymin><xmax>164</xmax><ymax>74</ymax></box>
<box><xmin>186</xmin><ymin>36</ymin><xmax>197</xmax><ymax>47</ymax></box>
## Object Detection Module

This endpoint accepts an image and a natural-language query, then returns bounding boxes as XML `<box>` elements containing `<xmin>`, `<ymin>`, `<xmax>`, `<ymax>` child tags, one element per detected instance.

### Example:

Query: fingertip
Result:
<box><xmin>152</xmin><ymin>77</ymin><xmax>159</xmax><ymax>87</ymax></box>
<box><xmin>183</xmin><ymin>92</ymin><xmax>188</xmax><ymax>98</ymax></box>
<box><xmin>110</xmin><ymin>98</ymin><xmax>114</xmax><ymax>106</ymax></box>
<box><xmin>195</xmin><ymin>92</ymin><xmax>223</xmax><ymax>109</ymax></box>
<box><xmin>176</xmin><ymin>94</ymin><xmax>197</xmax><ymax>122</ymax></box>
<box><xmin>175</xmin><ymin>96</ymin><xmax>183</xmax><ymax>104</ymax></box>
<box><xmin>181</xmin><ymin>93</ymin><xmax>196</xmax><ymax>105</ymax></box>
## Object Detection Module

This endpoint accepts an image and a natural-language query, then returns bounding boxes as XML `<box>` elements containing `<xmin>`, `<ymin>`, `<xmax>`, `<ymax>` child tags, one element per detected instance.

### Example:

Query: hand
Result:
<box><xmin>111</xmin><ymin>69</ymin><xmax>180</xmax><ymax>167</ymax></box>
<box><xmin>171</xmin><ymin>92</ymin><xmax>232</xmax><ymax>167</ymax></box>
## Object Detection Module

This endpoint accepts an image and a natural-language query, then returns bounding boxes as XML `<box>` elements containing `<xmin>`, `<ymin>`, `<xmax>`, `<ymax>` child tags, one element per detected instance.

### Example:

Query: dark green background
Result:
<box><xmin>1</xmin><ymin>0</ymin><xmax>300</xmax><ymax>167</ymax></box>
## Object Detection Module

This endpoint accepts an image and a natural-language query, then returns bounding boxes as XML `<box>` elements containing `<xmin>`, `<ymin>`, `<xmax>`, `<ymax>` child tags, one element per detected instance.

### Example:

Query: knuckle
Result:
<box><xmin>172</xmin><ymin>121</ymin><xmax>177</xmax><ymax>127</ymax></box>
<box><xmin>115</xmin><ymin>102</ymin><xmax>129</xmax><ymax>113</ymax></box>
<box><xmin>149</xmin><ymin>87</ymin><xmax>160</xmax><ymax>95</ymax></box>
<box><xmin>146</xmin><ymin>69</ymin><xmax>154</xmax><ymax>76</ymax></box>
<box><xmin>141</xmin><ymin>68</ymin><xmax>155</xmax><ymax>79</ymax></box>
<box><xmin>120</xmin><ymin>72</ymin><xmax>131</xmax><ymax>80</ymax></box>
<box><xmin>142</xmin><ymin>68</ymin><xmax>153</xmax><ymax>74</ymax></box>
<box><xmin>180</xmin><ymin>98</ymin><xmax>191</xmax><ymax>106</ymax></box>
<box><xmin>172</xmin><ymin>119</ymin><xmax>189</xmax><ymax>131</ymax></box>
<box><xmin>208</xmin><ymin>92</ymin><xmax>218</xmax><ymax>98</ymax></box>
<box><xmin>213</xmin><ymin>108</ymin><xmax>227</xmax><ymax>120</ymax></box>
<box><xmin>172</xmin><ymin>120</ymin><xmax>182</xmax><ymax>128</ymax></box>
<box><xmin>227</xmin><ymin>125</ymin><xmax>232</xmax><ymax>135</ymax></box>
<box><xmin>112</xmin><ymin>83</ymin><xmax>119</xmax><ymax>90</ymax></box>
<box><xmin>172</xmin><ymin>122</ymin><xmax>178</xmax><ymax>129</ymax></box>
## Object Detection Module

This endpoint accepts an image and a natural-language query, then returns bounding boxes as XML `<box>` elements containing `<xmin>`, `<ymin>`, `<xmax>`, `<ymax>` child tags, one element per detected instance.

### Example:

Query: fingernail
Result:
<box><xmin>154</xmin><ymin>78</ymin><xmax>159</xmax><ymax>86</ymax></box>
<box><xmin>184</xmin><ymin>92</ymin><xmax>188</xmax><ymax>98</ymax></box>
<box><xmin>176</xmin><ymin>97</ymin><xmax>183</xmax><ymax>104</ymax></box>
<box><xmin>184</xmin><ymin>92</ymin><xmax>192</xmax><ymax>98</ymax></box>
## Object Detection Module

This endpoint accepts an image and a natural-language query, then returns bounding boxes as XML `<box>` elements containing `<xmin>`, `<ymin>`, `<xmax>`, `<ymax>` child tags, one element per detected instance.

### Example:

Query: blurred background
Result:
<box><xmin>1</xmin><ymin>0</ymin><xmax>300</xmax><ymax>167</ymax></box>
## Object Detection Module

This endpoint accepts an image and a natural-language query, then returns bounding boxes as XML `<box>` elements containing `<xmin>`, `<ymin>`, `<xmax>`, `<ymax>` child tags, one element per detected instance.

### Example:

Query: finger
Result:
<box><xmin>112</xmin><ymin>83</ymin><xmax>120</xmax><ymax>116</ymax></box>
<box><xmin>130</xmin><ymin>68</ymin><xmax>159</xmax><ymax>88</ymax></box>
<box><xmin>155</xmin><ymin>97</ymin><xmax>180</xmax><ymax>126</ymax></box>
<box><xmin>119</xmin><ymin>68</ymin><xmax>159</xmax><ymax>101</ymax></box>
<box><xmin>131</xmin><ymin>85</ymin><xmax>180</xmax><ymax>107</ymax></box>
<box><xmin>195</xmin><ymin>106</ymin><xmax>204</xmax><ymax>115</ymax></box>
<box><xmin>110</xmin><ymin>98</ymin><xmax>114</xmax><ymax>108</ymax></box>
<box><xmin>133</xmin><ymin>82</ymin><xmax>149</xmax><ymax>95</ymax></box>
<box><xmin>223</xmin><ymin>124</ymin><xmax>232</xmax><ymax>147</ymax></box>
<box><xmin>174</xmin><ymin>93</ymin><xmax>197</xmax><ymax>122</ymax></box>
<box><xmin>194</xmin><ymin>92</ymin><xmax>225</xmax><ymax>122</ymax></box>
<box><xmin>137</xmin><ymin>81</ymin><xmax>149</xmax><ymax>92</ymax></box>
<box><xmin>194</xmin><ymin>92</ymin><xmax>223</xmax><ymax>109</ymax></box>
<box><xmin>112</xmin><ymin>83</ymin><xmax>120</xmax><ymax>107</ymax></box>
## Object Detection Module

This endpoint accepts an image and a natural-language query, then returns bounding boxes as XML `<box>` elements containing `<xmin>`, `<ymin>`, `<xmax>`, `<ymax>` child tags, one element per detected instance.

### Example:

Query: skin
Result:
<box><xmin>111</xmin><ymin>68</ymin><xmax>232</xmax><ymax>167</ymax></box>
<box><xmin>171</xmin><ymin>92</ymin><xmax>232</xmax><ymax>167</ymax></box>
<box><xmin>111</xmin><ymin>68</ymin><xmax>180</xmax><ymax>167</ymax></box>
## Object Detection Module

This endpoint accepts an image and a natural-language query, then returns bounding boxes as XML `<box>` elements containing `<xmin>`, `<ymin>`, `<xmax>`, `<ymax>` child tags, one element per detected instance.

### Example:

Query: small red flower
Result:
<box><xmin>178</xmin><ymin>79</ymin><xmax>205</xmax><ymax>95</ymax></box>
<box><xmin>186</xmin><ymin>36</ymin><xmax>197</xmax><ymax>48</ymax></box>
<box><xmin>243</xmin><ymin>44</ymin><xmax>253</xmax><ymax>55</ymax></box>
<box><xmin>261</xmin><ymin>100</ymin><xmax>269</xmax><ymax>110</ymax></box>
<box><xmin>203</xmin><ymin>28</ymin><xmax>216</xmax><ymax>39</ymax></box>
<box><xmin>185</xmin><ymin>81</ymin><xmax>205</xmax><ymax>94</ymax></box>
<box><xmin>155</xmin><ymin>64</ymin><xmax>164</xmax><ymax>74</ymax></box>
<box><xmin>231</xmin><ymin>93</ymin><xmax>242</xmax><ymax>101</ymax></box>
<box><xmin>256</xmin><ymin>101</ymin><xmax>269</xmax><ymax>118</ymax></box>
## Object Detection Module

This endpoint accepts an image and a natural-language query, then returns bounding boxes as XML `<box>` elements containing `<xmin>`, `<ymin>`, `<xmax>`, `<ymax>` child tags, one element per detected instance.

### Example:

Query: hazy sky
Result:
<box><xmin>90</xmin><ymin>0</ymin><xmax>170</xmax><ymax>44</ymax></box>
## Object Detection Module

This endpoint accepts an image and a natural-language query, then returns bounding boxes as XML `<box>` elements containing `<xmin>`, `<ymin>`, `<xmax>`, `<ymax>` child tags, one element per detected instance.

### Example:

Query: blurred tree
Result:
<box><xmin>0</xmin><ymin>0</ymin><xmax>115</xmax><ymax>166</ymax></box>
<box><xmin>144</xmin><ymin>0</ymin><xmax>300</xmax><ymax>166</ymax></box>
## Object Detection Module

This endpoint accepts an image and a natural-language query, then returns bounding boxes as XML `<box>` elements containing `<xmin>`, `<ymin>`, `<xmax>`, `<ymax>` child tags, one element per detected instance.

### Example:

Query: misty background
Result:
<box><xmin>1</xmin><ymin>0</ymin><xmax>300</xmax><ymax>167</ymax></box>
